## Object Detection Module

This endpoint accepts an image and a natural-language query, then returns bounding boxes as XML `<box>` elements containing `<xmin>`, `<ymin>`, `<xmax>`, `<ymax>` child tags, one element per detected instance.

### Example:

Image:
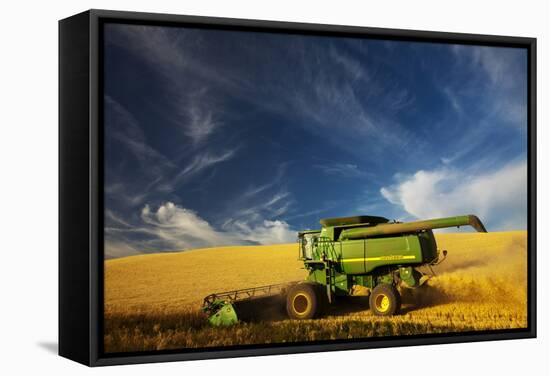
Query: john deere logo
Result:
<box><xmin>342</xmin><ymin>255</ymin><xmax>416</xmax><ymax>263</ymax></box>
<box><xmin>366</xmin><ymin>255</ymin><xmax>416</xmax><ymax>261</ymax></box>
<box><xmin>379</xmin><ymin>255</ymin><xmax>415</xmax><ymax>261</ymax></box>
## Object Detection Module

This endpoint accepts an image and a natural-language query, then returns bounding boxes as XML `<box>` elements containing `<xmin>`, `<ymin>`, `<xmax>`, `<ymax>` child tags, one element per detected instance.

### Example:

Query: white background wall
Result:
<box><xmin>0</xmin><ymin>0</ymin><xmax>547</xmax><ymax>374</ymax></box>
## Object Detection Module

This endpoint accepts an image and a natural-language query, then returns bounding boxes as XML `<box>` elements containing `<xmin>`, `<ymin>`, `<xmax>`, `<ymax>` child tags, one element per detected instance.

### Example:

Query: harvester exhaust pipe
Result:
<box><xmin>339</xmin><ymin>215</ymin><xmax>487</xmax><ymax>240</ymax></box>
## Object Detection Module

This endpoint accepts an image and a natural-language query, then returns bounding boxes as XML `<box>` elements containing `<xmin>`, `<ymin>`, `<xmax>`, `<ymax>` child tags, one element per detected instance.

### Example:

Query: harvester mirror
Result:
<box><xmin>59</xmin><ymin>8</ymin><xmax>535</xmax><ymax>366</ymax></box>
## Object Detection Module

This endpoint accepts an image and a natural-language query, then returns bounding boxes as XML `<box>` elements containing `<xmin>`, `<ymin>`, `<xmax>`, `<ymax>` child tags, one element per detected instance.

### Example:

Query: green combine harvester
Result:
<box><xmin>203</xmin><ymin>214</ymin><xmax>487</xmax><ymax>325</ymax></box>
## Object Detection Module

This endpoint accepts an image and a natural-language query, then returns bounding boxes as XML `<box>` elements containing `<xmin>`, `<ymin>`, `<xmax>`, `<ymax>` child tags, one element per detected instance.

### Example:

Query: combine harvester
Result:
<box><xmin>203</xmin><ymin>214</ymin><xmax>487</xmax><ymax>325</ymax></box>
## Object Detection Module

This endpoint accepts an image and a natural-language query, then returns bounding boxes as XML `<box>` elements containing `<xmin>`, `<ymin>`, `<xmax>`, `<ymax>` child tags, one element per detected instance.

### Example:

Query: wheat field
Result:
<box><xmin>104</xmin><ymin>231</ymin><xmax>528</xmax><ymax>353</ymax></box>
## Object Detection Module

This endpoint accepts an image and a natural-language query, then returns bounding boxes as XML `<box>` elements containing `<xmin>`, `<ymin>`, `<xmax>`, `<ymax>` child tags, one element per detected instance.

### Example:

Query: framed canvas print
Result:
<box><xmin>59</xmin><ymin>9</ymin><xmax>536</xmax><ymax>366</ymax></box>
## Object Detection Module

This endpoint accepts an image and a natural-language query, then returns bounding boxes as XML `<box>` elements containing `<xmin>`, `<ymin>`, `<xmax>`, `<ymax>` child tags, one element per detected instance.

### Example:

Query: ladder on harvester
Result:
<box><xmin>317</xmin><ymin>237</ymin><xmax>338</xmax><ymax>304</ymax></box>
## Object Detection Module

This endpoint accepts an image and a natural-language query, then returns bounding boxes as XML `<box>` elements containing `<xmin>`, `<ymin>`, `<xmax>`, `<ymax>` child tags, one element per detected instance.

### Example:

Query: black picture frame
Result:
<box><xmin>59</xmin><ymin>9</ymin><xmax>537</xmax><ymax>367</ymax></box>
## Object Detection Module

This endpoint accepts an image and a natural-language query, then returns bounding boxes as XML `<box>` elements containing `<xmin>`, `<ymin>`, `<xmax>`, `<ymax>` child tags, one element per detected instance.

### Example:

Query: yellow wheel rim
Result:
<box><xmin>293</xmin><ymin>293</ymin><xmax>310</xmax><ymax>315</ymax></box>
<box><xmin>375</xmin><ymin>294</ymin><xmax>390</xmax><ymax>312</ymax></box>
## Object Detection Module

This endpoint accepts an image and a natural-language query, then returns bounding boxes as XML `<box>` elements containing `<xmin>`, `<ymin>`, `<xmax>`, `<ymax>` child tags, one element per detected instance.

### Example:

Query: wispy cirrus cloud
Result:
<box><xmin>448</xmin><ymin>45</ymin><xmax>527</xmax><ymax>129</ymax></box>
<box><xmin>105</xmin><ymin>95</ymin><xmax>175</xmax><ymax>173</ymax></box>
<box><xmin>452</xmin><ymin>45</ymin><xmax>521</xmax><ymax>89</ymax></box>
<box><xmin>224</xmin><ymin>191</ymin><xmax>293</xmax><ymax>226</ymax></box>
<box><xmin>106</xmin><ymin>24</ymin><xmax>247</xmax><ymax>91</ymax></box>
<box><xmin>241</xmin><ymin>163</ymin><xmax>288</xmax><ymax>199</ymax></box>
<box><xmin>106</xmin><ymin>25</ymin><xmax>238</xmax><ymax>148</ymax></box>
<box><xmin>442</xmin><ymin>86</ymin><xmax>463</xmax><ymax>114</ymax></box>
<box><xmin>428</xmin><ymin>45</ymin><xmax>527</xmax><ymax>171</ymax></box>
<box><xmin>160</xmin><ymin>148</ymin><xmax>238</xmax><ymax>192</ymax></box>
<box><xmin>105</xmin><ymin>96</ymin><xmax>238</xmax><ymax>204</ymax></box>
<box><xmin>314</xmin><ymin>162</ymin><xmax>368</xmax><ymax>178</ymax></box>
<box><xmin>104</xmin><ymin>96</ymin><xmax>175</xmax><ymax>207</ymax></box>
<box><xmin>218</xmin><ymin>162</ymin><xmax>293</xmax><ymax>223</ymax></box>
<box><xmin>283</xmin><ymin>203</ymin><xmax>340</xmax><ymax>222</ymax></box>
<box><xmin>286</xmin><ymin>42</ymin><xmax>417</xmax><ymax>155</ymax></box>
<box><xmin>329</xmin><ymin>44</ymin><xmax>367</xmax><ymax>82</ymax></box>
<box><xmin>108</xmin><ymin>24</ymin><xmax>418</xmax><ymax>158</ymax></box>
<box><xmin>182</xmin><ymin>91</ymin><xmax>223</xmax><ymax>145</ymax></box>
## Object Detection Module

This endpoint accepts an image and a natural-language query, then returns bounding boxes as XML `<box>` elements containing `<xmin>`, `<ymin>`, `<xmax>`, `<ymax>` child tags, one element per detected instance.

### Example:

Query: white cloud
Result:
<box><xmin>380</xmin><ymin>160</ymin><xmax>527</xmax><ymax>230</ymax></box>
<box><xmin>229</xmin><ymin>220</ymin><xmax>296</xmax><ymax>245</ymax></box>
<box><xmin>105</xmin><ymin>201</ymin><xmax>297</xmax><ymax>257</ymax></box>
<box><xmin>140</xmin><ymin>202</ymin><xmax>231</xmax><ymax>248</ymax></box>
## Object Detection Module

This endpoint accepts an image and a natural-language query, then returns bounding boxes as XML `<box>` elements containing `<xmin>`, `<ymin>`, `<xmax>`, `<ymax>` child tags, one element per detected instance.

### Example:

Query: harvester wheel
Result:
<box><xmin>286</xmin><ymin>283</ymin><xmax>320</xmax><ymax>320</ymax></box>
<box><xmin>369</xmin><ymin>284</ymin><xmax>401</xmax><ymax>316</ymax></box>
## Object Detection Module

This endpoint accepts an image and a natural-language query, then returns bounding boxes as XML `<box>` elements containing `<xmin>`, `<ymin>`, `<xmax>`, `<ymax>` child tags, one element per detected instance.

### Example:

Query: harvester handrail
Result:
<box><xmin>317</xmin><ymin>236</ymin><xmax>338</xmax><ymax>261</ymax></box>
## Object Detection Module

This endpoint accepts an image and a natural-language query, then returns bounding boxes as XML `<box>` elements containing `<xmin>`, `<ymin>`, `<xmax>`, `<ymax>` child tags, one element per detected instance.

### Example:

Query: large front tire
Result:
<box><xmin>286</xmin><ymin>283</ymin><xmax>321</xmax><ymax>319</ymax></box>
<box><xmin>369</xmin><ymin>284</ymin><xmax>401</xmax><ymax>316</ymax></box>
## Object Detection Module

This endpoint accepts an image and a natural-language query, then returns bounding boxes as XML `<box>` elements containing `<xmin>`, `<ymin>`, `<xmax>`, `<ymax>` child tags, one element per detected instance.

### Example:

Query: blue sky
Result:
<box><xmin>103</xmin><ymin>23</ymin><xmax>528</xmax><ymax>258</ymax></box>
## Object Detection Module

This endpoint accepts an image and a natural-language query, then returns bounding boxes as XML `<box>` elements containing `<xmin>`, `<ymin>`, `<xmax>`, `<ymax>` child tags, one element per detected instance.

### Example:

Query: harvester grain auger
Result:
<box><xmin>203</xmin><ymin>214</ymin><xmax>487</xmax><ymax>325</ymax></box>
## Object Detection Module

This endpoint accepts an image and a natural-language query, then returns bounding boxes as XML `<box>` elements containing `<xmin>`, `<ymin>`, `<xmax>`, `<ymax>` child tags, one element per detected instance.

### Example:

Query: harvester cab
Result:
<box><xmin>203</xmin><ymin>214</ymin><xmax>487</xmax><ymax>325</ymax></box>
<box><xmin>298</xmin><ymin>230</ymin><xmax>321</xmax><ymax>260</ymax></box>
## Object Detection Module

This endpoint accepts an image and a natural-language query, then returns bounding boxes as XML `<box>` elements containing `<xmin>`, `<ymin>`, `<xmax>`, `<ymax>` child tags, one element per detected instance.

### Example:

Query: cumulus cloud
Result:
<box><xmin>380</xmin><ymin>160</ymin><xmax>527</xmax><ymax>230</ymax></box>
<box><xmin>229</xmin><ymin>220</ymin><xmax>296</xmax><ymax>244</ymax></box>
<box><xmin>140</xmin><ymin>202</ymin><xmax>231</xmax><ymax>249</ymax></box>
<box><xmin>104</xmin><ymin>201</ymin><xmax>296</xmax><ymax>258</ymax></box>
